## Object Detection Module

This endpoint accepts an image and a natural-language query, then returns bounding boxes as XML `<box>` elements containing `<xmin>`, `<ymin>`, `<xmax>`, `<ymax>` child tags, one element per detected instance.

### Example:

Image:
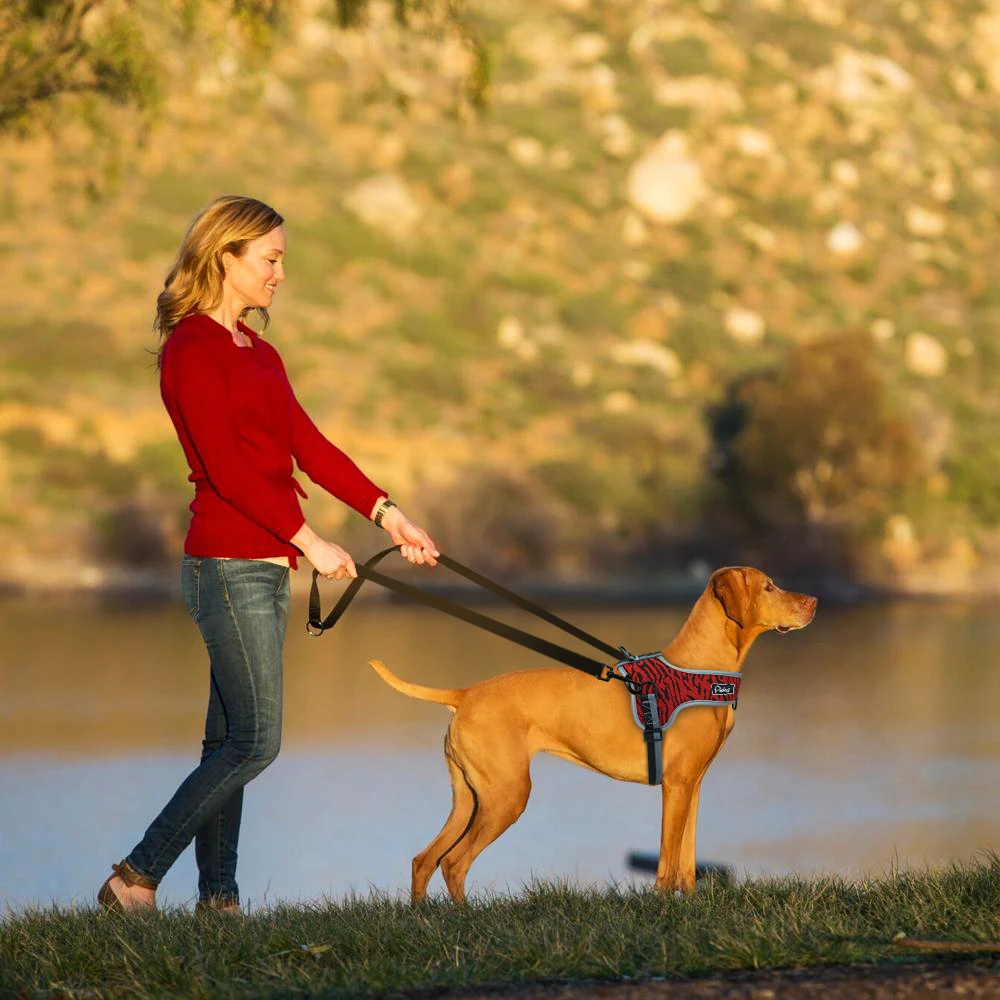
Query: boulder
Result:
<box><xmin>611</xmin><ymin>339</ymin><xmax>682</xmax><ymax>378</ymax></box>
<box><xmin>724</xmin><ymin>307</ymin><xmax>765</xmax><ymax>345</ymax></box>
<box><xmin>508</xmin><ymin>136</ymin><xmax>546</xmax><ymax>167</ymax></box>
<box><xmin>827</xmin><ymin>221</ymin><xmax>864</xmax><ymax>255</ymax></box>
<box><xmin>905</xmin><ymin>332</ymin><xmax>948</xmax><ymax>377</ymax></box>
<box><xmin>905</xmin><ymin>205</ymin><xmax>947</xmax><ymax>238</ymax></box>
<box><xmin>343</xmin><ymin>174</ymin><xmax>423</xmax><ymax>239</ymax></box>
<box><xmin>626</xmin><ymin>131</ymin><xmax>707</xmax><ymax>225</ymax></box>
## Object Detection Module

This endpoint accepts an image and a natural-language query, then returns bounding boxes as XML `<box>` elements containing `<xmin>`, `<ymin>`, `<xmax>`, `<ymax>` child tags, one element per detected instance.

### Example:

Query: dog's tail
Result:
<box><xmin>368</xmin><ymin>659</ymin><xmax>464</xmax><ymax>710</ymax></box>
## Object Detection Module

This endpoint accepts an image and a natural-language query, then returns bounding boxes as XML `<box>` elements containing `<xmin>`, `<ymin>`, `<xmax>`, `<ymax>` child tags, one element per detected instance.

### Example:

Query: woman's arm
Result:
<box><xmin>285</xmin><ymin>381</ymin><xmax>386</xmax><ymax>519</ymax></box>
<box><xmin>272</xmin><ymin>349</ymin><xmax>439</xmax><ymax>566</ymax></box>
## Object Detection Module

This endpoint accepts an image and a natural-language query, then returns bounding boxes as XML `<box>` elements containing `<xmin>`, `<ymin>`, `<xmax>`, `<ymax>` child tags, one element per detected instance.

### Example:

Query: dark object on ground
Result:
<box><xmin>626</xmin><ymin>852</ymin><xmax>734</xmax><ymax>884</ymax></box>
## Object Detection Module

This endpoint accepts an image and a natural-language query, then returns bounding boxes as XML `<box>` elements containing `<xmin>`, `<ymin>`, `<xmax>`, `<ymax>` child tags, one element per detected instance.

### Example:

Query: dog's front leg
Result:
<box><xmin>679</xmin><ymin>781</ymin><xmax>702</xmax><ymax>882</ymax></box>
<box><xmin>655</xmin><ymin>779</ymin><xmax>697</xmax><ymax>894</ymax></box>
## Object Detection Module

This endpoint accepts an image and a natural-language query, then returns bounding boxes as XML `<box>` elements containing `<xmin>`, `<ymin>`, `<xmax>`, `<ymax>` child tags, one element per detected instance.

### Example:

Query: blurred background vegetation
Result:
<box><xmin>1</xmin><ymin>0</ymin><xmax>999</xmax><ymax>596</ymax></box>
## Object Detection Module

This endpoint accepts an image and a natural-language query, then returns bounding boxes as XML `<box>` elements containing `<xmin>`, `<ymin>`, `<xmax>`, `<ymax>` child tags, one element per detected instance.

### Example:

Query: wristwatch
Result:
<box><xmin>373</xmin><ymin>498</ymin><xmax>397</xmax><ymax>528</ymax></box>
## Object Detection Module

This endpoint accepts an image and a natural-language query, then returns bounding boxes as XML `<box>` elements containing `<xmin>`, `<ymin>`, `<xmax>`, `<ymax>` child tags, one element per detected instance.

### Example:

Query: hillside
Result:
<box><xmin>1</xmin><ymin>0</ymin><xmax>1000</xmax><ymax>595</ymax></box>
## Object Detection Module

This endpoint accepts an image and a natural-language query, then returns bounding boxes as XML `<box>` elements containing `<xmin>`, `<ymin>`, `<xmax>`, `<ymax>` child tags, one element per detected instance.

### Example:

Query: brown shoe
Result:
<box><xmin>97</xmin><ymin>860</ymin><xmax>158</xmax><ymax>913</ymax></box>
<box><xmin>195</xmin><ymin>897</ymin><xmax>243</xmax><ymax>917</ymax></box>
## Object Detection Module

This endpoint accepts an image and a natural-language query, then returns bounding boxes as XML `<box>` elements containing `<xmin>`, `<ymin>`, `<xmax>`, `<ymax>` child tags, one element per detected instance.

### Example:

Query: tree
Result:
<box><xmin>0</xmin><ymin>0</ymin><xmax>159</xmax><ymax>133</ymax></box>
<box><xmin>706</xmin><ymin>333</ymin><xmax>926</xmax><ymax>578</ymax></box>
<box><xmin>0</xmin><ymin>0</ymin><xmax>486</xmax><ymax>140</ymax></box>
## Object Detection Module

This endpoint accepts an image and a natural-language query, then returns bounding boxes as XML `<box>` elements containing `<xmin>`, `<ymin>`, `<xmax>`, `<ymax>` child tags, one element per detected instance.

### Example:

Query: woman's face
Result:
<box><xmin>223</xmin><ymin>225</ymin><xmax>286</xmax><ymax>311</ymax></box>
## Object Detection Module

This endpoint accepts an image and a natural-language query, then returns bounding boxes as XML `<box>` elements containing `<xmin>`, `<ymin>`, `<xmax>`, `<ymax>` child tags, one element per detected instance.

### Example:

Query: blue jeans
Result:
<box><xmin>126</xmin><ymin>556</ymin><xmax>290</xmax><ymax>903</ymax></box>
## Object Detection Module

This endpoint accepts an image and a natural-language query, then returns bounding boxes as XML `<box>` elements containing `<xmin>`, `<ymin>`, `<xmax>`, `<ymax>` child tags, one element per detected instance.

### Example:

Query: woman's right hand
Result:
<box><xmin>291</xmin><ymin>523</ymin><xmax>358</xmax><ymax>580</ymax></box>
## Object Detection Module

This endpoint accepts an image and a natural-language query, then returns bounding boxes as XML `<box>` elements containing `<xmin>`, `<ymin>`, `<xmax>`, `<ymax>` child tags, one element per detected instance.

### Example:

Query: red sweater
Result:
<box><xmin>160</xmin><ymin>314</ymin><xmax>386</xmax><ymax>566</ymax></box>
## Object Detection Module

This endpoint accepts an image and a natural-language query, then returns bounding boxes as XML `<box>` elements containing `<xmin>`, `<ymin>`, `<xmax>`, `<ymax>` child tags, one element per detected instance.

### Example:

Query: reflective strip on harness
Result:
<box><xmin>617</xmin><ymin>653</ymin><xmax>741</xmax><ymax>785</ymax></box>
<box><xmin>637</xmin><ymin>691</ymin><xmax>662</xmax><ymax>786</ymax></box>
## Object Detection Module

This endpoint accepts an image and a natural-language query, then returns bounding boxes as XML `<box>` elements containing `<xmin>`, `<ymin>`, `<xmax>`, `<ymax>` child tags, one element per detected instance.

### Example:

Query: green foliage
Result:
<box><xmin>651</xmin><ymin>35</ymin><xmax>713</xmax><ymax>77</ymax></box>
<box><xmin>39</xmin><ymin>445</ymin><xmax>135</xmax><ymax>505</ymax></box>
<box><xmin>92</xmin><ymin>501</ymin><xmax>172</xmax><ymax>568</ymax></box>
<box><xmin>535</xmin><ymin>458</ymin><xmax>604</xmax><ymax>516</ymax></box>
<box><xmin>466</xmin><ymin>29</ymin><xmax>492</xmax><ymax>110</ymax></box>
<box><xmin>133</xmin><ymin>438</ymin><xmax>190</xmax><ymax>494</ymax></box>
<box><xmin>0</xmin><ymin>0</ymin><xmax>487</xmax><ymax>141</ymax></box>
<box><xmin>945</xmin><ymin>435</ymin><xmax>1000</xmax><ymax>525</ymax></box>
<box><xmin>706</xmin><ymin>333</ymin><xmax>927</xmax><ymax>571</ymax></box>
<box><xmin>380</xmin><ymin>352</ymin><xmax>468</xmax><ymax>425</ymax></box>
<box><xmin>424</xmin><ymin>465</ymin><xmax>555</xmax><ymax>573</ymax></box>
<box><xmin>649</xmin><ymin>254</ymin><xmax>717</xmax><ymax>304</ymax></box>
<box><xmin>742</xmin><ymin>9</ymin><xmax>838</xmax><ymax>67</ymax></box>
<box><xmin>0</xmin><ymin>425</ymin><xmax>45</xmax><ymax>454</ymax></box>
<box><xmin>558</xmin><ymin>290</ymin><xmax>629</xmax><ymax>334</ymax></box>
<box><xmin>333</xmin><ymin>0</ymin><xmax>491</xmax><ymax>106</ymax></box>
<box><xmin>230</xmin><ymin>0</ymin><xmax>286</xmax><ymax>49</ymax></box>
<box><xmin>0</xmin><ymin>0</ymin><xmax>161</xmax><ymax>132</ymax></box>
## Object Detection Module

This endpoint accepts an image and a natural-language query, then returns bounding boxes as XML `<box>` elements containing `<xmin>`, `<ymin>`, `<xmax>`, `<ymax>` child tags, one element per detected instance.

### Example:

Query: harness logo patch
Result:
<box><xmin>711</xmin><ymin>682</ymin><xmax>736</xmax><ymax>697</ymax></box>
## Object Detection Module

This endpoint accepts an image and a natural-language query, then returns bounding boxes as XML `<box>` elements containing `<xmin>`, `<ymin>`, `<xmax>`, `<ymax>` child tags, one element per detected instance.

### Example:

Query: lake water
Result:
<box><xmin>1</xmin><ymin>576</ymin><xmax>999</xmax><ymax>914</ymax></box>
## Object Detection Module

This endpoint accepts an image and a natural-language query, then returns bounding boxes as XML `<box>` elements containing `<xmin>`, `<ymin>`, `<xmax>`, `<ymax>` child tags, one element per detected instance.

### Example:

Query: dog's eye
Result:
<box><xmin>764</xmin><ymin>582</ymin><xmax>775</xmax><ymax>591</ymax></box>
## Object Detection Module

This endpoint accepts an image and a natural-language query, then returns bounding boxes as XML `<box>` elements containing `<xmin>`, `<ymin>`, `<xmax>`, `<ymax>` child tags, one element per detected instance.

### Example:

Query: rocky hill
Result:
<box><xmin>2</xmin><ymin>0</ymin><xmax>999</xmax><ymax>595</ymax></box>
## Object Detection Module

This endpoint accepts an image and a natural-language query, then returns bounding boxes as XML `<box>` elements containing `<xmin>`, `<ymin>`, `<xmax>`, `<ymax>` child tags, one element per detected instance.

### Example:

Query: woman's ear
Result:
<box><xmin>712</xmin><ymin>568</ymin><xmax>748</xmax><ymax>629</ymax></box>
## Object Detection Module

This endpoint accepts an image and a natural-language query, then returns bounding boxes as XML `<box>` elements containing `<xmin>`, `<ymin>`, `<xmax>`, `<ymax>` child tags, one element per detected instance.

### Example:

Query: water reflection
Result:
<box><xmin>1</xmin><ymin>580</ymin><xmax>998</xmax><ymax>912</ymax></box>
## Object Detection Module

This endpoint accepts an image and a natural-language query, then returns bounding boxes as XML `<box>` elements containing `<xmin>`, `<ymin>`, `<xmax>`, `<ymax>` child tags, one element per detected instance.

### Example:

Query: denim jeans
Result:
<box><xmin>126</xmin><ymin>556</ymin><xmax>290</xmax><ymax>903</ymax></box>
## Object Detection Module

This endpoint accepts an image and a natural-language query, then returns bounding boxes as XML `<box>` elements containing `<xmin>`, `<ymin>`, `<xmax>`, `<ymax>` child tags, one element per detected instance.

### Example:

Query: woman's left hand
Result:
<box><xmin>382</xmin><ymin>507</ymin><xmax>439</xmax><ymax>566</ymax></box>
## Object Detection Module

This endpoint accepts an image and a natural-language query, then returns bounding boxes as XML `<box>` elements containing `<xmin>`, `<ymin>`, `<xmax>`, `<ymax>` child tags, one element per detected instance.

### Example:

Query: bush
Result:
<box><xmin>705</xmin><ymin>332</ymin><xmax>925</xmax><ymax>577</ymax></box>
<box><xmin>422</xmin><ymin>466</ymin><xmax>555</xmax><ymax>576</ymax></box>
<box><xmin>92</xmin><ymin>501</ymin><xmax>172</xmax><ymax>569</ymax></box>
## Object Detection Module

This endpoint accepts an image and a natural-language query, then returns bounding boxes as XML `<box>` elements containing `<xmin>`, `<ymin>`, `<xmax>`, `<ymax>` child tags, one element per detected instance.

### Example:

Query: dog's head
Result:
<box><xmin>710</xmin><ymin>567</ymin><xmax>817</xmax><ymax>641</ymax></box>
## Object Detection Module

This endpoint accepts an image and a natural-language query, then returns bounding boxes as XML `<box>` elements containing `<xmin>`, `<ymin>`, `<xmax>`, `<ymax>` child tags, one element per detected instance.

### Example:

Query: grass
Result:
<box><xmin>3</xmin><ymin>863</ymin><xmax>1000</xmax><ymax>999</ymax></box>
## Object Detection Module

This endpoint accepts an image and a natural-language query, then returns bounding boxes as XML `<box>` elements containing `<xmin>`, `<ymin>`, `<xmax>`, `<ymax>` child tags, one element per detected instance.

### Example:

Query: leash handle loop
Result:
<box><xmin>307</xmin><ymin>545</ymin><xmax>399</xmax><ymax>636</ymax></box>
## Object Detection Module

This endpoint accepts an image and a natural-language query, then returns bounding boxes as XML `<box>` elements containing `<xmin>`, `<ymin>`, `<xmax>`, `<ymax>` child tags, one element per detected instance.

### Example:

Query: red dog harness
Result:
<box><xmin>616</xmin><ymin>652</ymin><xmax>741</xmax><ymax>786</ymax></box>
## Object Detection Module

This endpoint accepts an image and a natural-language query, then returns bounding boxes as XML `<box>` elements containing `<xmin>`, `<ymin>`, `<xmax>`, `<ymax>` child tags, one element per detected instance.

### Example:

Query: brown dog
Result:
<box><xmin>369</xmin><ymin>566</ymin><xmax>816</xmax><ymax>902</ymax></box>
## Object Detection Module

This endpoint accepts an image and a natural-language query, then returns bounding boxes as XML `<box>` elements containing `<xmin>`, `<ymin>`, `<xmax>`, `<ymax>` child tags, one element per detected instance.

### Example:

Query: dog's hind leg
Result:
<box><xmin>411</xmin><ymin>738</ymin><xmax>477</xmax><ymax>904</ymax></box>
<box><xmin>439</xmin><ymin>754</ymin><xmax>532</xmax><ymax>904</ymax></box>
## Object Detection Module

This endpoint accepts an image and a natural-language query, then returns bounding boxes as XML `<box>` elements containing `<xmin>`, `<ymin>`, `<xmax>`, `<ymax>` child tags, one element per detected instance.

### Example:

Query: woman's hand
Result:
<box><xmin>380</xmin><ymin>506</ymin><xmax>439</xmax><ymax>567</ymax></box>
<box><xmin>291</xmin><ymin>522</ymin><xmax>357</xmax><ymax>580</ymax></box>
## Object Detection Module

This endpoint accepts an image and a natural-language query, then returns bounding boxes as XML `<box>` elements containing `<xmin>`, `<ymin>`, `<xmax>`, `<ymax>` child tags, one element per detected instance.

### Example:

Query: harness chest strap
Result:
<box><xmin>636</xmin><ymin>689</ymin><xmax>663</xmax><ymax>789</ymax></box>
<box><xmin>617</xmin><ymin>653</ymin><xmax>742</xmax><ymax>785</ymax></box>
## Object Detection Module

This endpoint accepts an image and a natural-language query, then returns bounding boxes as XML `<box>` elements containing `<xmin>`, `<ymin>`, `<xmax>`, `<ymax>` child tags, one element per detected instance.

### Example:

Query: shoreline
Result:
<box><xmin>2</xmin><ymin>559</ymin><xmax>1000</xmax><ymax>606</ymax></box>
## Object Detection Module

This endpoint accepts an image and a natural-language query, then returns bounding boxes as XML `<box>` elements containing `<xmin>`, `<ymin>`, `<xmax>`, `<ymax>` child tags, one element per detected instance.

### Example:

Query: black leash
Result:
<box><xmin>307</xmin><ymin>546</ymin><xmax>668</xmax><ymax>784</ymax></box>
<box><xmin>307</xmin><ymin>546</ymin><xmax>621</xmax><ymax>680</ymax></box>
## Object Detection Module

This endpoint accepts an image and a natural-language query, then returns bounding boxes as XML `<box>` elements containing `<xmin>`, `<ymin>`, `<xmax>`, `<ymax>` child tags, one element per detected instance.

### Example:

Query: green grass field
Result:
<box><xmin>3</xmin><ymin>862</ymin><xmax>999</xmax><ymax>999</ymax></box>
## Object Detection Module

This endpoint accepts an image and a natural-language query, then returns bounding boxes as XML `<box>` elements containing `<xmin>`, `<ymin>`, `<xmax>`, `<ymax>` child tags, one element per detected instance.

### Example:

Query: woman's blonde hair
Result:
<box><xmin>154</xmin><ymin>195</ymin><xmax>284</xmax><ymax>358</ymax></box>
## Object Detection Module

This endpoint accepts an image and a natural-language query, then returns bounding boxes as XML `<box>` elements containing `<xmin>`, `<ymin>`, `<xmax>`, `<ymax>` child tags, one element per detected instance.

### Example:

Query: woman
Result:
<box><xmin>98</xmin><ymin>195</ymin><xmax>438</xmax><ymax>913</ymax></box>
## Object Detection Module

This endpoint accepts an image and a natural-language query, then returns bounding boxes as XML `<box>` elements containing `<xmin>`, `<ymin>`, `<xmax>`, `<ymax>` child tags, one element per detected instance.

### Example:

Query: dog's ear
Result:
<box><xmin>713</xmin><ymin>568</ymin><xmax>748</xmax><ymax>629</ymax></box>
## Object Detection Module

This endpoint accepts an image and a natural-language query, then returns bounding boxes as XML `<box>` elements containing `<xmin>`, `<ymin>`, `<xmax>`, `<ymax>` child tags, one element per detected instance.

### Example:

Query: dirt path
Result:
<box><xmin>456</xmin><ymin>961</ymin><xmax>1000</xmax><ymax>999</ymax></box>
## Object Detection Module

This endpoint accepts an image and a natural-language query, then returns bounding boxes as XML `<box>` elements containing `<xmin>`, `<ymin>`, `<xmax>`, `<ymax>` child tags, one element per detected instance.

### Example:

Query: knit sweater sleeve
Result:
<box><xmin>162</xmin><ymin>335</ymin><xmax>306</xmax><ymax>542</ymax></box>
<box><xmin>265</xmin><ymin>346</ymin><xmax>387</xmax><ymax>518</ymax></box>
